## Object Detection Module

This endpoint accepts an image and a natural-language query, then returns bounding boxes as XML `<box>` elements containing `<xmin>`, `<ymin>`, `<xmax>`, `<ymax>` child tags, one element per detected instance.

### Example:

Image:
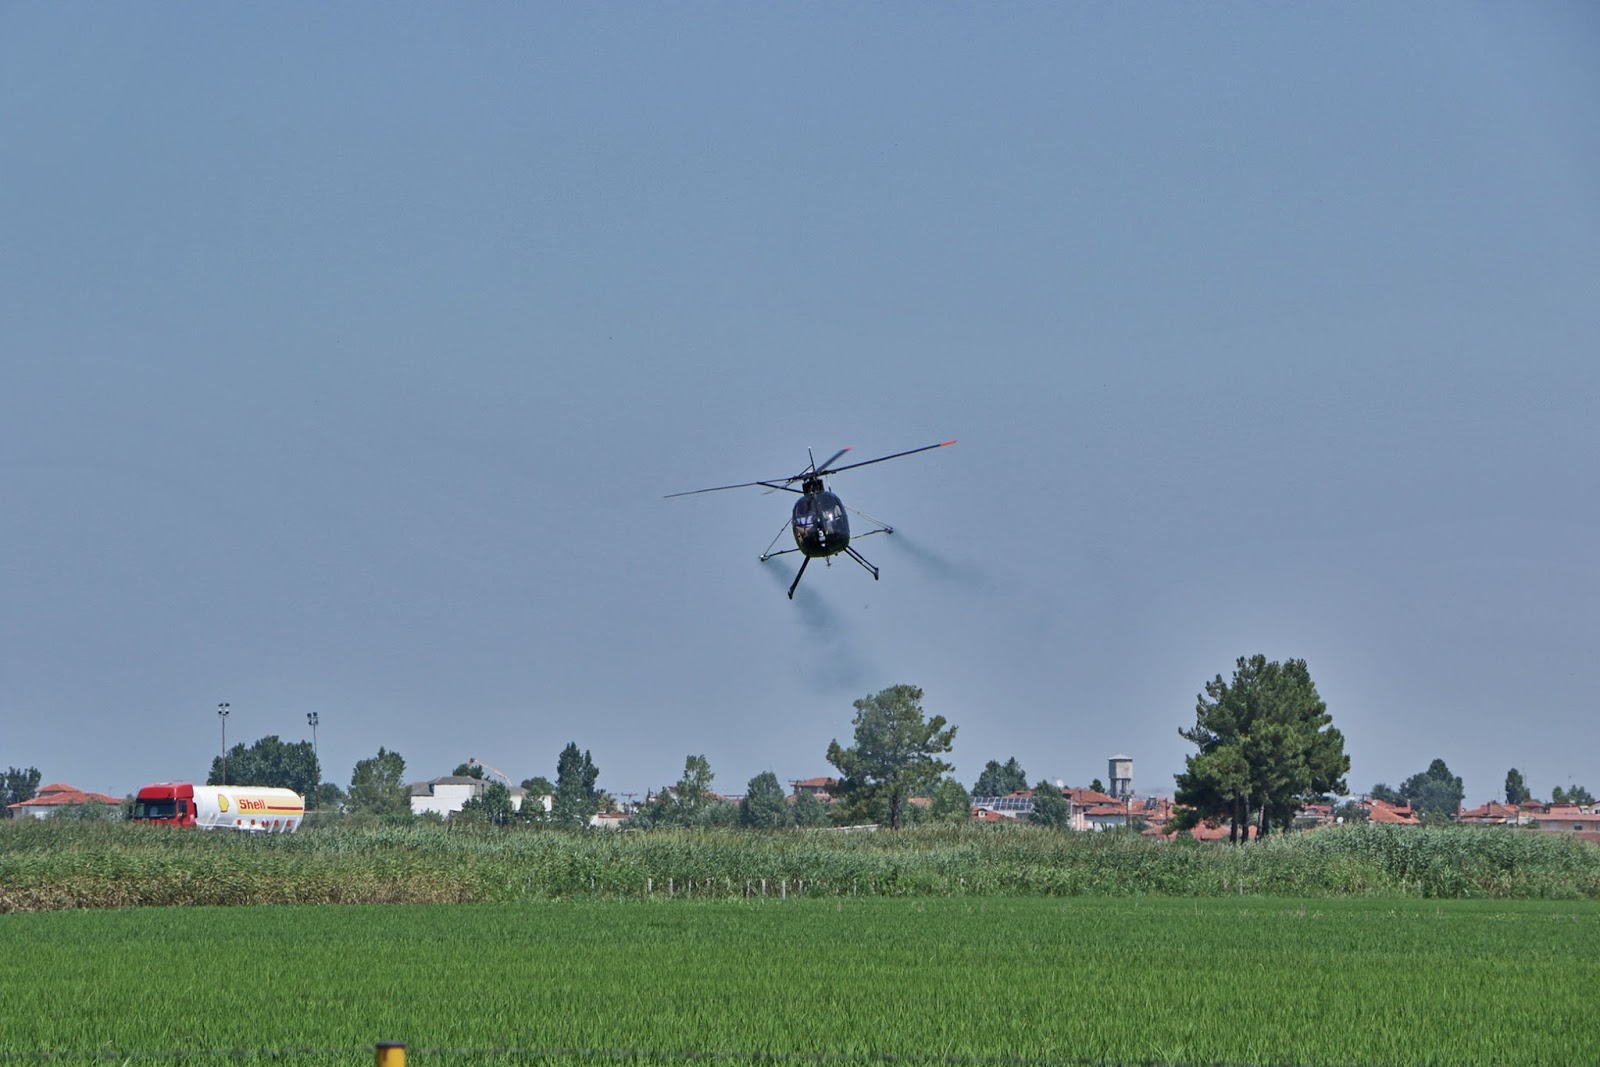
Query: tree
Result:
<box><xmin>635</xmin><ymin>755</ymin><xmax>719</xmax><ymax>829</ymax></box>
<box><xmin>1028</xmin><ymin>780</ymin><xmax>1070</xmax><ymax>829</ymax></box>
<box><xmin>314</xmin><ymin>782</ymin><xmax>346</xmax><ymax>813</ymax></box>
<box><xmin>552</xmin><ymin>743</ymin><xmax>601</xmax><ymax>827</ymax></box>
<box><xmin>928</xmin><ymin>777</ymin><xmax>972</xmax><ymax>823</ymax></box>
<box><xmin>972</xmin><ymin>758</ymin><xmax>1028</xmax><ymax>797</ymax></box>
<box><xmin>1332</xmin><ymin>799</ymin><xmax>1367</xmax><ymax>824</ymax></box>
<box><xmin>1089</xmin><ymin>778</ymin><xmax>1106</xmax><ymax>795</ymax></box>
<box><xmin>825</xmin><ymin>684</ymin><xmax>957</xmax><ymax>831</ymax></box>
<box><xmin>1173</xmin><ymin>655</ymin><xmax>1350</xmax><ymax>843</ymax></box>
<box><xmin>696</xmin><ymin>798</ymin><xmax>740</xmax><ymax>828</ymax></box>
<box><xmin>1552</xmin><ymin>783</ymin><xmax>1595</xmax><ymax>806</ymax></box>
<box><xmin>739</xmin><ymin>771</ymin><xmax>791</xmax><ymax>829</ymax></box>
<box><xmin>517</xmin><ymin>775</ymin><xmax>556</xmax><ymax>822</ymax></box>
<box><xmin>1504</xmin><ymin>768</ymin><xmax>1530</xmax><ymax>806</ymax></box>
<box><xmin>452</xmin><ymin>762</ymin><xmax>486</xmax><ymax>779</ymax></box>
<box><xmin>347</xmin><ymin>748</ymin><xmax>410</xmax><ymax>817</ymax></box>
<box><xmin>791</xmin><ymin>788</ymin><xmax>829</xmax><ymax>828</ymax></box>
<box><xmin>207</xmin><ymin>735</ymin><xmax>319</xmax><ymax>795</ymax></box>
<box><xmin>459</xmin><ymin>780</ymin><xmax>515</xmax><ymax>826</ymax></box>
<box><xmin>674</xmin><ymin>754</ymin><xmax>716</xmax><ymax>817</ymax></box>
<box><xmin>521</xmin><ymin>775</ymin><xmax>556</xmax><ymax>798</ymax></box>
<box><xmin>2</xmin><ymin>767</ymin><xmax>41</xmax><ymax>817</ymax></box>
<box><xmin>54</xmin><ymin>799</ymin><xmax>120</xmax><ymax>823</ymax></box>
<box><xmin>1369</xmin><ymin>782</ymin><xmax>1405</xmax><ymax>805</ymax></box>
<box><xmin>1399</xmin><ymin>758</ymin><xmax>1464</xmax><ymax>818</ymax></box>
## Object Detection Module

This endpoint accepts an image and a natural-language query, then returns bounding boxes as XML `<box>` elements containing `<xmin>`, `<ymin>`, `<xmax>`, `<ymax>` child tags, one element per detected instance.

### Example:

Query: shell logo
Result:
<box><xmin>218</xmin><ymin>794</ymin><xmax>231</xmax><ymax>812</ymax></box>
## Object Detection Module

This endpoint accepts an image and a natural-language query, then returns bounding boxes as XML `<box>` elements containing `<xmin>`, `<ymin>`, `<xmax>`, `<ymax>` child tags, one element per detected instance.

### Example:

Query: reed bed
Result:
<box><xmin>2</xmin><ymin>820</ymin><xmax>1598</xmax><ymax>911</ymax></box>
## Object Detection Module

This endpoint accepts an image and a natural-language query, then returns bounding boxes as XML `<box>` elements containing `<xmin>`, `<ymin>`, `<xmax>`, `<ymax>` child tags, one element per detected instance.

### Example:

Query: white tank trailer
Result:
<box><xmin>131</xmin><ymin>782</ymin><xmax>305</xmax><ymax>832</ymax></box>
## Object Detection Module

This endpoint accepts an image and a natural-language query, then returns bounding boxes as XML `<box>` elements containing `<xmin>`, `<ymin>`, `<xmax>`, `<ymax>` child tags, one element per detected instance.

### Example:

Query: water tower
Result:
<box><xmin>1108</xmin><ymin>755</ymin><xmax>1133</xmax><ymax>798</ymax></box>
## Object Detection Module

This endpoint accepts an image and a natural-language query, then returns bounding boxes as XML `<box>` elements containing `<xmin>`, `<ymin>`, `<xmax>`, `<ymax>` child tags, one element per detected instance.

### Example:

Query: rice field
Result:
<box><xmin>4</xmin><ymin>820</ymin><xmax>1600</xmax><ymax>911</ymax></box>
<box><xmin>3</xmin><ymin>895</ymin><xmax>1597</xmax><ymax>1067</ymax></box>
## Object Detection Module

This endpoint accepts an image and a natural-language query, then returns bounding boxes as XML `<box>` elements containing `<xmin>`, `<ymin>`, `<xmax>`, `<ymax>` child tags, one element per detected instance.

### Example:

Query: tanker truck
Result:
<box><xmin>130</xmin><ymin>782</ymin><xmax>304</xmax><ymax>832</ymax></box>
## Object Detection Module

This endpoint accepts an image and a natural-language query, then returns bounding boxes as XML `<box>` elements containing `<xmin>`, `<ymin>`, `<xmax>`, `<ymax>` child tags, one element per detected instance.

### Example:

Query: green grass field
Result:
<box><xmin>4</xmin><ymin>896</ymin><xmax>1598</xmax><ymax>1067</ymax></box>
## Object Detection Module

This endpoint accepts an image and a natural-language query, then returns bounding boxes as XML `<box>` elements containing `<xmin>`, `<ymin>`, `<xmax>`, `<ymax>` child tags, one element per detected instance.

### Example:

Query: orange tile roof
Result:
<box><xmin>1531</xmin><ymin>811</ymin><xmax>1600</xmax><ymax>824</ymax></box>
<box><xmin>1366</xmin><ymin>804</ymin><xmax>1420</xmax><ymax>825</ymax></box>
<box><xmin>8</xmin><ymin>784</ymin><xmax>121</xmax><ymax>810</ymax></box>
<box><xmin>1177</xmin><ymin>822</ymin><xmax>1259</xmax><ymax>842</ymax></box>
<box><xmin>1459</xmin><ymin>801</ymin><xmax>1520</xmax><ymax>821</ymax></box>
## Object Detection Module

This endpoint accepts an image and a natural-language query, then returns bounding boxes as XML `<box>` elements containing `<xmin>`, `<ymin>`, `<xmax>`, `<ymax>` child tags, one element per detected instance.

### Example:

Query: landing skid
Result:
<box><xmin>787</xmin><ymin>555</ymin><xmax>809</xmax><ymax>599</ymax></box>
<box><xmin>844</xmin><ymin>545</ymin><xmax>880</xmax><ymax>581</ymax></box>
<box><xmin>760</xmin><ymin>525</ymin><xmax>891</xmax><ymax>599</ymax></box>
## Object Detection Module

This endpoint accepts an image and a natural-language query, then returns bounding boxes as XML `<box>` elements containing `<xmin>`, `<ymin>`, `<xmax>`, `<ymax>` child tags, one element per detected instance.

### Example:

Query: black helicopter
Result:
<box><xmin>666</xmin><ymin>439</ymin><xmax>956</xmax><ymax>598</ymax></box>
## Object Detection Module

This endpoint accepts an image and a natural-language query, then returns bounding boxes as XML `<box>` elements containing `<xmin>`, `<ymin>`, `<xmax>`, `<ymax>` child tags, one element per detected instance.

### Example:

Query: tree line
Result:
<box><xmin>5</xmin><ymin>657</ymin><xmax>1593</xmax><ymax>833</ymax></box>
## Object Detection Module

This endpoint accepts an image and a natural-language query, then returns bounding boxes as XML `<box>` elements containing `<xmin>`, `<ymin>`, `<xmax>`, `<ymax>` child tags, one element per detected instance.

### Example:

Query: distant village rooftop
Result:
<box><xmin>7</xmin><ymin>783</ymin><xmax>121</xmax><ymax>819</ymax></box>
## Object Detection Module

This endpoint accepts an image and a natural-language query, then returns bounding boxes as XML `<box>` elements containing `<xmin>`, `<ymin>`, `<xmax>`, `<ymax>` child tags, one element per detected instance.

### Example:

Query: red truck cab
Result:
<box><xmin>131</xmin><ymin>782</ymin><xmax>196</xmax><ymax>826</ymax></box>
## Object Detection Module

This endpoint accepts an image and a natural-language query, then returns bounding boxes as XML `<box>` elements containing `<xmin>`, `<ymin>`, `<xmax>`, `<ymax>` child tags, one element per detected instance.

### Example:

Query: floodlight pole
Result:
<box><xmin>217</xmin><ymin>702</ymin><xmax>231</xmax><ymax>784</ymax></box>
<box><xmin>307</xmin><ymin>712</ymin><xmax>320</xmax><ymax>812</ymax></box>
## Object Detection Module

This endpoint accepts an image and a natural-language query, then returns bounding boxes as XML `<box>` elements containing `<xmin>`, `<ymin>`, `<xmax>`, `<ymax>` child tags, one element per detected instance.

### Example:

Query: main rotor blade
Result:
<box><xmin>666</xmin><ymin>440</ymin><xmax>948</xmax><ymax>498</ymax></box>
<box><xmin>813</xmin><ymin>446</ymin><xmax>852</xmax><ymax>474</ymax></box>
<box><xmin>664</xmin><ymin>479</ymin><xmax>797</xmax><ymax>499</ymax></box>
<box><xmin>817</xmin><ymin>439</ymin><xmax>956</xmax><ymax>477</ymax></box>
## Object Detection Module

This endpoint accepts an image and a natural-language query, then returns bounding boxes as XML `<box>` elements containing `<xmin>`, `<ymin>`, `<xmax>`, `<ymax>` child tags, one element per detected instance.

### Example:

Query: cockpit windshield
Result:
<box><xmin>132</xmin><ymin>798</ymin><xmax>177</xmax><ymax>820</ymax></box>
<box><xmin>792</xmin><ymin>491</ymin><xmax>851</xmax><ymax>554</ymax></box>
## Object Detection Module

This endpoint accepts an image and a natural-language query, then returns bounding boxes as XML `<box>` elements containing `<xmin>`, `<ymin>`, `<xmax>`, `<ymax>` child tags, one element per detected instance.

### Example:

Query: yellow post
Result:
<box><xmin>376</xmin><ymin>1043</ymin><xmax>406</xmax><ymax>1067</ymax></box>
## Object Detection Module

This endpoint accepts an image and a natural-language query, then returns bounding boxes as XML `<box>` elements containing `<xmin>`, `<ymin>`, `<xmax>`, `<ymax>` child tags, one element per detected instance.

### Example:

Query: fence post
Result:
<box><xmin>376</xmin><ymin>1043</ymin><xmax>406</xmax><ymax>1067</ymax></box>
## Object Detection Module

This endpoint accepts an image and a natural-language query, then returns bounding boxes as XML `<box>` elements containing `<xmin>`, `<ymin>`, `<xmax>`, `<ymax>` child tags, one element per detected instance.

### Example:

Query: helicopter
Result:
<box><xmin>666</xmin><ymin>439</ymin><xmax>956</xmax><ymax>598</ymax></box>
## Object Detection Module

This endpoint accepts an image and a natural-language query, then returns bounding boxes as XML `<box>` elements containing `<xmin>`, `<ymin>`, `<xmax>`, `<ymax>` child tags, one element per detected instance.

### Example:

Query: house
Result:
<box><xmin>1136</xmin><ymin>795</ymin><xmax>1175</xmax><ymax>825</ymax></box>
<box><xmin>790</xmin><ymin>777</ymin><xmax>837</xmax><ymax>800</ymax></box>
<box><xmin>408</xmin><ymin>775</ymin><xmax>530</xmax><ymax>818</ymax></box>
<box><xmin>7</xmin><ymin>782</ymin><xmax>121</xmax><ymax>819</ymax></box>
<box><xmin>1456</xmin><ymin>801</ymin><xmax>1526</xmax><ymax>826</ymax></box>
<box><xmin>1527</xmin><ymin>808</ymin><xmax>1600</xmax><ymax>838</ymax></box>
<box><xmin>1081</xmin><ymin>804</ymin><xmax>1130</xmax><ymax>831</ymax></box>
<box><xmin>969</xmin><ymin>790</ymin><xmax>1035</xmax><ymax>820</ymax></box>
<box><xmin>1363</xmin><ymin>798</ymin><xmax>1421</xmax><ymax>825</ymax></box>
<box><xmin>1293</xmin><ymin>803</ymin><xmax>1337</xmax><ymax>830</ymax></box>
<box><xmin>969</xmin><ymin>786</ymin><xmax>1157</xmax><ymax>832</ymax></box>
<box><xmin>1145</xmin><ymin>818</ymin><xmax>1259</xmax><ymax>843</ymax></box>
<box><xmin>1187</xmin><ymin>822</ymin><xmax>1259</xmax><ymax>843</ymax></box>
<box><xmin>1063</xmin><ymin>786</ymin><xmax>1119</xmax><ymax>808</ymax></box>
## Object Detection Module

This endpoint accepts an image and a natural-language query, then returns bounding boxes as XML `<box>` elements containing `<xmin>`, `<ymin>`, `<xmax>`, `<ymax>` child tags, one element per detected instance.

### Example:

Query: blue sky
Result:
<box><xmin>4</xmin><ymin>4</ymin><xmax>1597</xmax><ymax>806</ymax></box>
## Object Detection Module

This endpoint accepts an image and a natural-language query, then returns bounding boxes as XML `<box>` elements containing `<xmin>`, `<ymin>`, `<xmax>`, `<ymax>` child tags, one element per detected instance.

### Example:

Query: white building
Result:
<box><xmin>408</xmin><ymin>775</ymin><xmax>534</xmax><ymax>818</ymax></box>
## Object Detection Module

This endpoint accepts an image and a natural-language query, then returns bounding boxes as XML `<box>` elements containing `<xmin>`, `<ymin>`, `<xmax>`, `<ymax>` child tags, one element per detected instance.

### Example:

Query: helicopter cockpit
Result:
<box><xmin>791</xmin><ymin>489</ymin><xmax>851</xmax><ymax>557</ymax></box>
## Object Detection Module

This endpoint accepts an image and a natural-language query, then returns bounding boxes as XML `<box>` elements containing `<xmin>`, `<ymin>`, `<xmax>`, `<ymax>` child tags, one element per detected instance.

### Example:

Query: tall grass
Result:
<box><xmin>2</xmin><ymin>819</ymin><xmax>1598</xmax><ymax>911</ymax></box>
